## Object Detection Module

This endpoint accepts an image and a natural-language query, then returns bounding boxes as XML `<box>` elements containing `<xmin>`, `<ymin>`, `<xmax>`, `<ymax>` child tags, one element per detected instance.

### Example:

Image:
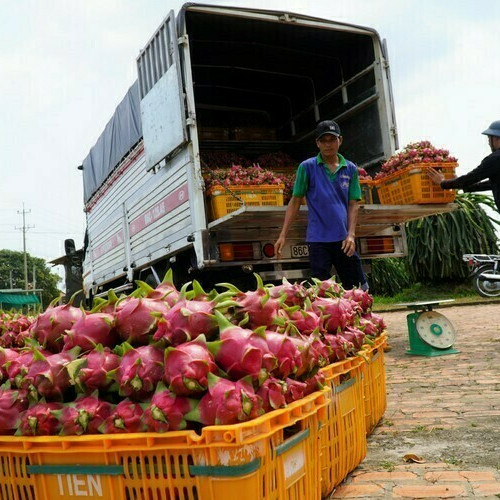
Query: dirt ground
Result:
<box><xmin>364</xmin><ymin>303</ymin><xmax>500</xmax><ymax>469</ymax></box>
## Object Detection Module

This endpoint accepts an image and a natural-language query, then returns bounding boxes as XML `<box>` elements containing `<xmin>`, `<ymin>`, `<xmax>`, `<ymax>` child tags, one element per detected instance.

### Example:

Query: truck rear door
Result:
<box><xmin>137</xmin><ymin>10</ymin><xmax>187</xmax><ymax>171</ymax></box>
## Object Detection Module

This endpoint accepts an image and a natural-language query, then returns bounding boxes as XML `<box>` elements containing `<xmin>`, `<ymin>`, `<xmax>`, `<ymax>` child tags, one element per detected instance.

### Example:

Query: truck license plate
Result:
<box><xmin>291</xmin><ymin>244</ymin><xmax>309</xmax><ymax>258</ymax></box>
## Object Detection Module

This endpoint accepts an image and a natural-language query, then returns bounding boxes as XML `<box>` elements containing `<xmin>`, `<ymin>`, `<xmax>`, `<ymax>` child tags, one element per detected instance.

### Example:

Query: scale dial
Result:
<box><xmin>415</xmin><ymin>311</ymin><xmax>456</xmax><ymax>349</ymax></box>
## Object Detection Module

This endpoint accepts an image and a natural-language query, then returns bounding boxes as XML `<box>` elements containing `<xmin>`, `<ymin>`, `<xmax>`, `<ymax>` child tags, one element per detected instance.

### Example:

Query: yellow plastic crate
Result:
<box><xmin>376</xmin><ymin>162</ymin><xmax>456</xmax><ymax>205</ymax></box>
<box><xmin>359</xmin><ymin>180</ymin><xmax>375</xmax><ymax>204</ymax></box>
<box><xmin>207</xmin><ymin>184</ymin><xmax>284</xmax><ymax>221</ymax></box>
<box><xmin>0</xmin><ymin>389</ymin><xmax>328</xmax><ymax>500</ymax></box>
<box><xmin>361</xmin><ymin>333</ymin><xmax>388</xmax><ymax>435</ymax></box>
<box><xmin>319</xmin><ymin>356</ymin><xmax>367</xmax><ymax>497</ymax></box>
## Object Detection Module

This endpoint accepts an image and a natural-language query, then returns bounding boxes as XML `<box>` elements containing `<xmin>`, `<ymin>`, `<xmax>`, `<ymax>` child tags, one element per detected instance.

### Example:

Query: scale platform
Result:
<box><xmin>397</xmin><ymin>299</ymin><xmax>460</xmax><ymax>357</ymax></box>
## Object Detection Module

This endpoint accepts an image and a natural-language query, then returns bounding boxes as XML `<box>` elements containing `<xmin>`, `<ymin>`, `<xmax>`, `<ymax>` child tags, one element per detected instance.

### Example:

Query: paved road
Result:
<box><xmin>331</xmin><ymin>303</ymin><xmax>500</xmax><ymax>498</ymax></box>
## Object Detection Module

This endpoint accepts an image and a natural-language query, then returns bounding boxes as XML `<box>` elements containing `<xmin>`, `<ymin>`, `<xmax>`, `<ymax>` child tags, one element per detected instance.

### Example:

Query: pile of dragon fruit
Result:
<box><xmin>203</xmin><ymin>164</ymin><xmax>285</xmax><ymax>190</ymax></box>
<box><xmin>374</xmin><ymin>140</ymin><xmax>458</xmax><ymax>181</ymax></box>
<box><xmin>0</xmin><ymin>273</ymin><xmax>385</xmax><ymax>437</ymax></box>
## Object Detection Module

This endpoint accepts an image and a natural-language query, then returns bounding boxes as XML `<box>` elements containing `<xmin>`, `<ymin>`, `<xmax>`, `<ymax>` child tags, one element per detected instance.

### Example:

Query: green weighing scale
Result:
<box><xmin>399</xmin><ymin>299</ymin><xmax>460</xmax><ymax>356</ymax></box>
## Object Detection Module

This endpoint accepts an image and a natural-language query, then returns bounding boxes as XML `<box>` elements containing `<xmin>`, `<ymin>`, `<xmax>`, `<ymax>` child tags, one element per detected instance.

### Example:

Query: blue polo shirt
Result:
<box><xmin>292</xmin><ymin>153</ymin><xmax>361</xmax><ymax>242</ymax></box>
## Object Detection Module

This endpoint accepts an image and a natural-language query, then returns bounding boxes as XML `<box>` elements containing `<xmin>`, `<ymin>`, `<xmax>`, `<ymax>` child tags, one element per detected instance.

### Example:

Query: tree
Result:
<box><xmin>0</xmin><ymin>250</ymin><xmax>61</xmax><ymax>307</ymax></box>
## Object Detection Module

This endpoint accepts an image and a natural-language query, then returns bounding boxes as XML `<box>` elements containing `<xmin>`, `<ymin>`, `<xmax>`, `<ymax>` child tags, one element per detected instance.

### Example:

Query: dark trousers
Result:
<box><xmin>308</xmin><ymin>241</ymin><xmax>367</xmax><ymax>290</ymax></box>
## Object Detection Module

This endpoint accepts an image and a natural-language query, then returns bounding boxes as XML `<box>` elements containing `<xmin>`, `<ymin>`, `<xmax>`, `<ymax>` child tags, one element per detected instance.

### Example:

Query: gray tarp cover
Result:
<box><xmin>82</xmin><ymin>81</ymin><xmax>142</xmax><ymax>203</ymax></box>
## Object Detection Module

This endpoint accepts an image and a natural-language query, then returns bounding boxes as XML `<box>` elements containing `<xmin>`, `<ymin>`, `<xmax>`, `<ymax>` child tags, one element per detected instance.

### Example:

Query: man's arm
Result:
<box><xmin>274</xmin><ymin>196</ymin><xmax>304</xmax><ymax>258</ymax></box>
<box><xmin>428</xmin><ymin>154</ymin><xmax>497</xmax><ymax>189</ymax></box>
<box><xmin>341</xmin><ymin>200</ymin><xmax>359</xmax><ymax>257</ymax></box>
<box><xmin>463</xmin><ymin>180</ymin><xmax>493</xmax><ymax>192</ymax></box>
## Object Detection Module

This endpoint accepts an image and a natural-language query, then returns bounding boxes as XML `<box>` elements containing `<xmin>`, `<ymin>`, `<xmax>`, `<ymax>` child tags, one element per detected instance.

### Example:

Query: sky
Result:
<box><xmin>1</xmin><ymin>0</ymin><xmax>500</xmax><ymax>284</ymax></box>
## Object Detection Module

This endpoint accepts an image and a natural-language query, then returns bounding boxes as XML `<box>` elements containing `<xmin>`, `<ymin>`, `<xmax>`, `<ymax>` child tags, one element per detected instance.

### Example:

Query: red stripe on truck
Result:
<box><xmin>92</xmin><ymin>231</ymin><xmax>124</xmax><ymax>260</ymax></box>
<box><xmin>129</xmin><ymin>184</ymin><xmax>189</xmax><ymax>237</ymax></box>
<box><xmin>91</xmin><ymin>184</ymin><xmax>189</xmax><ymax>260</ymax></box>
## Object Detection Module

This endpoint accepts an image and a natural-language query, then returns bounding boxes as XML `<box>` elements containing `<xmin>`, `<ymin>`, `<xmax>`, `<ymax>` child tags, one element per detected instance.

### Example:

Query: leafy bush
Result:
<box><xmin>367</xmin><ymin>258</ymin><xmax>411</xmax><ymax>296</ymax></box>
<box><xmin>405</xmin><ymin>193</ymin><xmax>499</xmax><ymax>282</ymax></box>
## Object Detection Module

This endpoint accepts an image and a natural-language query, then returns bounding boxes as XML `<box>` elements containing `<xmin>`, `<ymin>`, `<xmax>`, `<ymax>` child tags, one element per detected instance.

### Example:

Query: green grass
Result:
<box><xmin>380</xmin><ymin>460</ymin><xmax>396</xmax><ymax>472</ymax></box>
<box><xmin>443</xmin><ymin>456</ymin><xmax>463</xmax><ymax>466</ymax></box>
<box><xmin>371</xmin><ymin>281</ymin><xmax>500</xmax><ymax>311</ymax></box>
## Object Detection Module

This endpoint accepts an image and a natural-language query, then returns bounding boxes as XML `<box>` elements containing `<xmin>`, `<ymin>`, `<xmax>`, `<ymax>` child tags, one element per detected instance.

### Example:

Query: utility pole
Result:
<box><xmin>16</xmin><ymin>203</ymin><xmax>34</xmax><ymax>290</ymax></box>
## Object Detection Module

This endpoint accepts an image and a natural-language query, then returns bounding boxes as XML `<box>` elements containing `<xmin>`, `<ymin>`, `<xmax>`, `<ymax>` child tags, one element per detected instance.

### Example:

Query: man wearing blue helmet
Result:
<box><xmin>428</xmin><ymin>120</ymin><xmax>500</xmax><ymax>210</ymax></box>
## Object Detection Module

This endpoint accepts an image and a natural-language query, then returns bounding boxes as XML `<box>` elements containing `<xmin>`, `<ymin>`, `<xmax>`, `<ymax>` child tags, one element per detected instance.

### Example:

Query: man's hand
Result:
<box><xmin>341</xmin><ymin>235</ymin><xmax>356</xmax><ymax>257</ymax></box>
<box><xmin>427</xmin><ymin>167</ymin><xmax>445</xmax><ymax>185</ymax></box>
<box><xmin>275</xmin><ymin>235</ymin><xmax>286</xmax><ymax>258</ymax></box>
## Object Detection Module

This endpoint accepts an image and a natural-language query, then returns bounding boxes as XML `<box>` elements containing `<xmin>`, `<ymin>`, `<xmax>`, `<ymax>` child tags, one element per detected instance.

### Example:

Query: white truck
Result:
<box><xmin>59</xmin><ymin>4</ymin><xmax>454</xmax><ymax>299</ymax></box>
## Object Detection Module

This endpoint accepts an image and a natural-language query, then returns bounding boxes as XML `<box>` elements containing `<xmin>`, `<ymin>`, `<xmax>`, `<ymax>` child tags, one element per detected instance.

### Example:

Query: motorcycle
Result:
<box><xmin>463</xmin><ymin>254</ymin><xmax>500</xmax><ymax>297</ymax></box>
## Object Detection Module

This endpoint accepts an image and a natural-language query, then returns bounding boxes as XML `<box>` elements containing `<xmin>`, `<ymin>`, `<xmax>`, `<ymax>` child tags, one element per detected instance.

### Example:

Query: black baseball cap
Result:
<box><xmin>316</xmin><ymin>120</ymin><xmax>341</xmax><ymax>139</ymax></box>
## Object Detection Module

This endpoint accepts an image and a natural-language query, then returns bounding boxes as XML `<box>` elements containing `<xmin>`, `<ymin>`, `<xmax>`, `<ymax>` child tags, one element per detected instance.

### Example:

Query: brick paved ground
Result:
<box><xmin>331</xmin><ymin>303</ymin><xmax>500</xmax><ymax>499</ymax></box>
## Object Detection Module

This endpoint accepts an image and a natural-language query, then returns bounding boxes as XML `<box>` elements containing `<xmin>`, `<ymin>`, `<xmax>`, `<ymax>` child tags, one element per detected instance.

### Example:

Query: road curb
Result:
<box><xmin>374</xmin><ymin>297</ymin><xmax>500</xmax><ymax>313</ymax></box>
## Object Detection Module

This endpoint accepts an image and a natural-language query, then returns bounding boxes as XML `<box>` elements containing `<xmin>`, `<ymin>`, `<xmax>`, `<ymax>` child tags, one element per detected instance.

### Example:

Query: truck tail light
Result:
<box><xmin>262</xmin><ymin>243</ymin><xmax>275</xmax><ymax>258</ymax></box>
<box><xmin>218</xmin><ymin>242</ymin><xmax>261</xmax><ymax>261</ymax></box>
<box><xmin>359</xmin><ymin>236</ymin><xmax>395</xmax><ymax>254</ymax></box>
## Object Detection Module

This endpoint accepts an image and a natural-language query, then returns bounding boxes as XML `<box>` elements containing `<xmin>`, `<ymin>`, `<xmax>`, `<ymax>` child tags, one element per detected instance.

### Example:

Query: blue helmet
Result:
<box><xmin>482</xmin><ymin>120</ymin><xmax>500</xmax><ymax>137</ymax></box>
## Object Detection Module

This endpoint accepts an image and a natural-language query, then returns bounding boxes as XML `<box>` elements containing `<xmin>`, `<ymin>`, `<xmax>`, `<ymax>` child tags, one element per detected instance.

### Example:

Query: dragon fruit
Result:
<box><xmin>24</xmin><ymin>348</ymin><xmax>79</xmax><ymax>402</ymax></box>
<box><xmin>17</xmin><ymin>401</ymin><xmax>64</xmax><ymax>435</ymax></box>
<box><xmin>305</xmin><ymin>334</ymin><xmax>332</xmax><ymax>368</ymax></box>
<box><xmin>144</xmin><ymin>383</ymin><xmax>192</xmax><ymax>432</ymax></box>
<box><xmin>11</xmin><ymin>330</ymin><xmax>32</xmax><ymax>348</ymax></box>
<box><xmin>268</xmin><ymin>278</ymin><xmax>307</xmax><ymax>307</ymax></box>
<box><xmin>92</xmin><ymin>289</ymin><xmax>122</xmax><ymax>314</ymax></box>
<box><xmin>358</xmin><ymin>316</ymin><xmax>379</xmax><ymax>337</ymax></box>
<box><xmin>99</xmin><ymin>399</ymin><xmax>146</xmax><ymax>434</ymax></box>
<box><xmin>290</xmin><ymin>334</ymin><xmax>328</xmax><ymax>378</ymax></box>
<box><xmin>0</xmin><ymin>331</ymin><xmax>17</xmax><ymax>348</ymax></box>
<box><xmin>257</xmin><ymin>377</ymin><xmax>287</xmax><ymax>412</ymax></box>
<box><xmin>341</xmin><ymin>326</ymin><xmax>366</xmax><ymax>351</ymax></box>
<box><xmin>66</xmin><ymin>345</ymin><xmax>120</xmax><ymax>393</ymax></box>
<box><xmin>138</xmin><ymin>269</ymin><xmax>180</xmax><ymax>307</ymax></box>
<box><xmin>284</xmin><ymin>378</ymin><xmax>307</xmax><ymax>404</ymax></box>
<box><xmin>208</xmin><ymin>311</ymin><xmax>276</xmax><ymax>381</ymax></box>
<box><xmin>63</xmin><ymin>312</ymin><xmax>117</xmax><ymax>353</ymax></box>
<box><xmin>29</xmin><ymin>296</ymin><xmax>84</xmax><ymax>352</ymax></box>
<box><xmin>265</xmin><ymin>331</ymin><xmax>303</xmax><ymax>379</ymax></box>
<box><xmin>303</xmin><ymin>372</ymin><xmax>326</xmax><ymax>396</ymax></box>
<box><xmin>279</xmin><ymin>298</ymin><xmax>323</xmax><ymax>335</ymax></box>
<box><xmin>164</xmin><ymin>335</ymin><xmax>218</xmax><ymax>396</ymax></box>
<box><xmin>343</xmin><ymin>288</ymin><xmax>373</xmax><ymax>313</ymax></box>
<box><xmin>0</xmin><ymin>312</ymin><xmax>33</xmax><ymax>333</ymax></box>
<box><xmin>59</xmin><ymin>393</ymin><xmax>114</xmax><ymax>435</ymax></box>
<box><xmin>5</xmin><ymin>348</ymin><xmax>51</xmax><ymax>389</ymax></box>
<box><xmin>185</xmin><ymin>373</ymin><xmax>263</xmax><ymax>426</ymax></box>
<box><xmin>112</xmin><ymin>344</ymin><xmax>164</xmax><ymax>400</ymax></box>
<box><xmin>312</xmin><ymin>297</ymin><xmax>356</xmax><ymax>333</ymax></box>
<box><xmin>0</xmin><ymin>347</ymin><xmax>19</xmax><ymax>383</ymax></box>
<box><xmin>217</xmin><ymin>273</ymin><xmax>286</xmax><ymax>328</ymax></box>
<box><xmin>0</xmin><ymin>329</ymin><xmax>32</xmax><ymax>348</ymax></box>
<box><xmin>323</xmin><ymin>334</ymin><xmax>356</xmax><ymax>362</ymax></box>
<box><xmin>153</xmin><ymin>286</ymin><xmax>233</xmax><ymax>346</ymax></box>
<box><xmin>185</xmin><ymin>280</ymin><xmax>221</xmax><ymax>302</ymax></box>
<box><xmin>309</xmin><ymin>277</ymin><xmax>344</xmax><ymax>298</ymax></box>
<box><xmin>114</xmin><ymin>297</ymin><xmax>170</xmax><ymax>345</ymax></box>
<box><xmin>0</xmin><ymin>388</ymin><xmax>29</xmax><ymax>434</ymax></box>
<box><xmin>362</xmin><ymin>312</ymin><xmax>386</xmax><ymax>336</ymax></box>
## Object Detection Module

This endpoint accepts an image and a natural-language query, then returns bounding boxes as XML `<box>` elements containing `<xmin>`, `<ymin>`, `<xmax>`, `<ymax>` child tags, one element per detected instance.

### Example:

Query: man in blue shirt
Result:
<box><xmin>275</xmin><ymin>120</ymin><xmax>367</xmax><ymax>290</ymax></box>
